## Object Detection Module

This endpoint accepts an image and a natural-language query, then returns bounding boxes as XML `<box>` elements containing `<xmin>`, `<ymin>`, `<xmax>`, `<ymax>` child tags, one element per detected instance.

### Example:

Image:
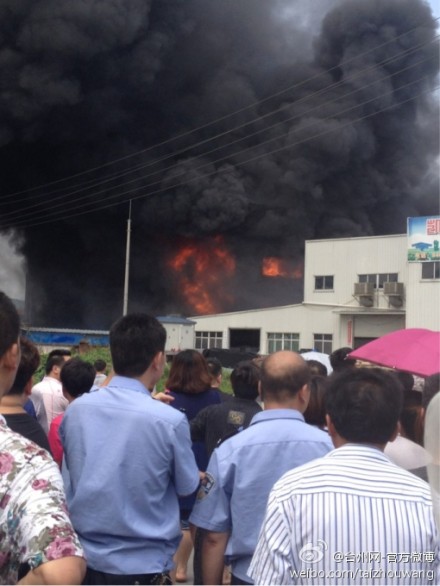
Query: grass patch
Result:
<box><xmin>35</xmin><ymin>348</ymin><xmax>233</xmax><ymax>395</ymax></box>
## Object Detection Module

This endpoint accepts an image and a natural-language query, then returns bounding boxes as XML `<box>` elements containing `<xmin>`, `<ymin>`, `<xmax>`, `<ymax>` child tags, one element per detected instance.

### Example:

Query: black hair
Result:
<box><xmin>395</xmin><ymin>372</ymin><xmax>422</xmax><ymax>444</ymax></box>
<box><xmin>394</xmin><ymin>370</ymin><xmax>414</xmax><ymax>393</ymax></box>
<box><xmin>230</xmin><ymin>360</ymin><xmax>260</xmax><ymax>400</ymax></box>
<box><xmin>110</xmin><ymin>313</ymin><xmax>166</xmax><ymax>377</ymax></box>
<box><xmin>206</xmin><ymin>357</ymin><xmax>222</xmax><ymax>378</ymax></box>
<box><xmin>325</xmin><ymin>367</ymin><xmax>403</xmax><ymax>444</ymax></box>
<box><xmin>306</xmin><ymin>359</ymin><xmax>328</xmax><ymax>377</ymax></box>
<box><xmin>60</xmin><ymin>357</ymin><xmax>95</xmax><ymax>398</ymax></box>
<box><xmin>0</xmin><ymin>292</ymin><xmax>20</xmax><ymax>358</ymax></box>
<box><xmin>303</xmin><ymin>375</ymin><xmax>328</xmax><ymax>429</ymax></box>
<box><xmin>48</xmin><ymin>348</ymin><xmax>72</xmax><ymax>359</ymax></box>
<box><xmin>423</xmin><ymin>373</ymin><xmax>440</xmax><ymax>410</ymax></box>
<box><xmin>7</xmin><ymin>337</ymin><xmax>40</xmax><ymax>395</ymax></box>
<box><xmin>329</xmin><ymin>347</ymin><xmax>356</xmax><ymax>371</ymax></box>
<box><xmin>94</xmin><ymin>359</ymin><xmax>107</xmax><ymax>372</ymax></box>
<box><xmin>45</xmin><ymin>355</ymin><xmax>66</xmax><ymax>375</ymax></box>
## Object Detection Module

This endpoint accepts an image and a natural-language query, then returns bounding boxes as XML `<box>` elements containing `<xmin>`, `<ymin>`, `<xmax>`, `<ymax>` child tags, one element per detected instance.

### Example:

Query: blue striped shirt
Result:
<box><xmin>249</xmin><ymin>444</ymin><xmax>439</xmax><ymax>585</ymax></box>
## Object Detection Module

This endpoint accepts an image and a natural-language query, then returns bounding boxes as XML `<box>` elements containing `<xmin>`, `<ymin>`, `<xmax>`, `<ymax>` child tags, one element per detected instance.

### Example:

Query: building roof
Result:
<box><xmin>190</xmin><ymin>303</ymin><xmax>303</xmax><ymax>319</ymax></box>
<box><xmin>23</xmin><ymin>327</ymin><xmax>108</xmax><ymax>334</ymax></box>
<box><xmin>305</xmin><ymin>233</ymin><xmax>406</xmax><ymax>244</ymax></box>
<box><xmin>156</xmin><ymin>316</ymin><xmax>196</xmax><ymax>325</ymax></box>
<box><xmin>22</xmin><ymin>328</ymin><xmax>109</xmax><ymax>346</ymax></box>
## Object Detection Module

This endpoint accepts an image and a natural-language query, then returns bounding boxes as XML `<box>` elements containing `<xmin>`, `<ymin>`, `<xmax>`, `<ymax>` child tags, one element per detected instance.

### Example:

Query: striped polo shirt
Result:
<box><xmin>249</xmin><ymin>444</ymin><xmax>439</xmax><ymax>585</ymax></box>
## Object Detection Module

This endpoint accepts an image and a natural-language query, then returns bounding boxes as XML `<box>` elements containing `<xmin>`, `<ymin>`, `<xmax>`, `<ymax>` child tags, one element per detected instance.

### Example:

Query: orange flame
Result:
<box><xmin>168</xmin><ymin>236</ymin><xmax>235</xmax><ymax>314</ymax></box>
<box><xmin>262</xmin><ymin>257</ymin><xmax>303</xmax><ymax>278</ymax></box>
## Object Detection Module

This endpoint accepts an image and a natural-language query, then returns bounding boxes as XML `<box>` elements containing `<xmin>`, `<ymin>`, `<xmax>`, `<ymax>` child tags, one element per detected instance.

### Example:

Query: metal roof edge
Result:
<box><xmin>190</xmin><ymin>303</ymin><xmax>304</xmax><ymax>319</ymax></box>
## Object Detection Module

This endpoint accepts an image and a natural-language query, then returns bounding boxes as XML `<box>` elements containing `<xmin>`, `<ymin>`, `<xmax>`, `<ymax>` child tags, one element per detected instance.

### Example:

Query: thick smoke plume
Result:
<box><xmin>0</xmin><ymin>0</ymin><xmax>438</xmax><ymax>327</ymax></box>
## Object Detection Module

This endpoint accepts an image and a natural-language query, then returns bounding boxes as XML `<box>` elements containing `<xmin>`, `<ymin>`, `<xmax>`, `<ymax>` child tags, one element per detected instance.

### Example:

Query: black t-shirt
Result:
<box><xmin>3</xmin><ymin>412</ymin><xmax>52</xmax><ymax>454</ymax></box>
<box><xmin>190</xmin><ymin>397</ymin><xmax>262</xmax><ymax>458</ymax></box>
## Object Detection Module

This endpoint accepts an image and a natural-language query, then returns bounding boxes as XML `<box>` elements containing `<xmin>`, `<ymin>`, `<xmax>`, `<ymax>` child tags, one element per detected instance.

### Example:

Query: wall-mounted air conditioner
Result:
<box><xmin>383</xmin><ymin>282</ymin><xmax>404</xmax><ymax>296</ymax></box>
<box><xmin>353</xmin><ymin>282</ymin><xmax>374</xmax><ymax>307</ymax></box>
<box><xmin>383</xmin><ymin>281</ymin><xmax>404</xmax><ymax>307</ymax></box>
<box><xmin>354</xmin><ymin>282</ymin><xmax>374</xmax><ymax>296</ymax></box>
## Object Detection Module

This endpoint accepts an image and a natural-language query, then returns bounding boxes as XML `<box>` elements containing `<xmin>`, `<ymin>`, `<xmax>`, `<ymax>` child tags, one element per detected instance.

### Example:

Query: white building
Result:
<box><xmin>191</xmin><ymin>234</ymin><xmax>440</xmax><ymax>355</ymax></box>
<box><xmin>157</xmin><ymin>316</ymin><xmax>196</xmax><ymax>353</ymax></box>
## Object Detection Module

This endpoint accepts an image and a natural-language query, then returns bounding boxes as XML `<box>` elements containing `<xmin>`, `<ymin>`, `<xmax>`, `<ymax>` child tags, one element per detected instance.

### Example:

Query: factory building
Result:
<box><xmin>191</xmin><ymin>229</ymin><xmax>440</xmax><ymax>355</ymax></box>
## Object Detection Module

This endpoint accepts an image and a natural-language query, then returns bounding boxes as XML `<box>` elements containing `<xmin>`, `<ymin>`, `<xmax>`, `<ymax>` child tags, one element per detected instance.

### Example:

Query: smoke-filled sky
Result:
<box><xmin>0</xmin><ymin>0</ymin><xmax>438</xmax><ymax>328</ymax></box>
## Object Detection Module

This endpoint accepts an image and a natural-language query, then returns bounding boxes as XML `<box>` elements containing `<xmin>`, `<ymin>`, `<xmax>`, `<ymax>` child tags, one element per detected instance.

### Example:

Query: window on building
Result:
<box><xmin>421</xmin><ymin>261</ymin><xmax>440</xmax><ymax>279</ymax></box>
<box><xmin>314</xmin><ymin>275</ymin><xmax>334</xmax><ymax>290</ymax></box>
<box><xmin>378</xmin><ymin>273</ymin><xmax>398</xmax><ymax>288</ymax></box>
<box><xmin>195</xmin><ymin>331</ymin><xmax>223</xmax><ymax>350</ymax></box>
<box><xmin>313</xmin><ymin>333</ymin><xmax>333</xmax><ymax>354</ymax></box>
<box><xmin>267</xmin><ymin>333</ymin><xmax>300</xmax><ymax>354</ymax></box>
<box><xmin>358</xmin><ymin>273</ymin><xmax>398</xmax><ymax>289</ymax></box>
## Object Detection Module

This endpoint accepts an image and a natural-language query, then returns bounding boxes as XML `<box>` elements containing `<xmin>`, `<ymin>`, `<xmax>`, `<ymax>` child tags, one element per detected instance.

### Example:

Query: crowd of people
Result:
<box><xmin>0</xmin><ymin>289</ymin><xmax>438</xmax><ymax>585</ymax></box>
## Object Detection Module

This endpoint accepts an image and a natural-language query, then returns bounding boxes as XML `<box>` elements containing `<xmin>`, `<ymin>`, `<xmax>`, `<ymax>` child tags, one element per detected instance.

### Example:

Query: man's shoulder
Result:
<box><xmin>300</xmin><ymin>422</ymin><xmax>333</xmax><ymax>442</ymax></box>
<box><xmin>246</xmin><ymin>411</ymin><xmax>331</xmax><ymax>441</ymax></box>
<box><xmin>0</xmin><ymin>423</ymin><xmax>54</xmax><ymax>464</ymax></box>
<box><xmin>31</xmin><ymin>380</ymin><xmax>44</xmax><ymax>393</ymax></box>
<box><xmin>211</xmin><ymin>414</ymin><xmax>332</xmax><ymax>464</ymax></box>
<box><xmin>213</xmin><ymin>417</ymin><xmax>259</xmax><ymax>453</ymax></box>
<box><xmin>68</xmin><ymin>384</ymin><xmax>188</xmax><ymax>427</ymax></box>
<box><xmin>4</xmin><ymin>411</ymin><xmax>41</xmax><ymax>428</ymax></box>
<box><xmin>32</xmin><ymin>377</ymin><xmax>59</xmax><ymax>392</ymax></box>
<box><xmin>147</xmin><ymin>396</ymin><xmax>189</xmax><ymax>426</ymax></box>
<box><xmin>198</xmin><ymin>401</ymin><xmax>231</xmax><ymax>418</ymax></box>
<box><xmin>273</xmin><ymin>446</ymin><xmax>434</xmax><ymax>500</ymax></box>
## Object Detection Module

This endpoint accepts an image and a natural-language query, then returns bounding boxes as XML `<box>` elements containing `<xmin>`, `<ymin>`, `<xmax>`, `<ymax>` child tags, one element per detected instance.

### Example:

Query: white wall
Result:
<box><xmin>304</xmin><ymin>234</ymin><xmax>408</xmax><ymax>310</ymax></box>
<box><xmin>193</xmin><ymin>303</ymin><xmax>337</xmax><ymax>353</ymax></box>
<box><xmin>406</xmin><ymin>262</ymin><xmax>440</xmax><ymax>330</ymax></box>
<box><xmin>163</xmin><ymin>323</ymin><xmax>195</xmax><ymax>351</ymax></box>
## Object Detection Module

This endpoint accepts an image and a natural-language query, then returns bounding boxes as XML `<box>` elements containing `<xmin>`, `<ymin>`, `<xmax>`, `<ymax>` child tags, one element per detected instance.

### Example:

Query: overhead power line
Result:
<box><xmin>2</xmin><ymin>33</ymin><xmax>434</xmax><ymax>212</ymax></box>
<box><xmin>2</xmin><ymin>79</ymin><xmax>437</xmax><ymax>230</ymax></box>
<box><xmin>0</xmin><ymin>38</ymin><xmax>437</xmax><ymax>225</ymax></box>
<box><xmin>1</xmin><ymin>14</ymin><xmax>438</xmax><ymax>200</ymax></box>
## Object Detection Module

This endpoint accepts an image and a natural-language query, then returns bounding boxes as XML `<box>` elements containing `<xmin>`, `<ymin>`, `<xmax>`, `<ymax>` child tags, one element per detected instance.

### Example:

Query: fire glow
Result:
<box><xmin>168</xmin><ymin>236</ymin><xmax>236</xmax><ymax>314</ymax></box>
<box><xmin>262</xmin><ymin>257</ymin><xmax>303</xmax><ymax>279</ymax></box>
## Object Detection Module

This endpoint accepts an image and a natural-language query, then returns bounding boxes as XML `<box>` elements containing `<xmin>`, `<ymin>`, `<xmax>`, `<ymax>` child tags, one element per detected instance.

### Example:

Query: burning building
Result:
<box><xmin>0</xmin><ymin>0</ymin><xmax>438</xmax><ymax>328</ymax></box>
<box><xmin>191</xmin><ymin>231</ymin><xmax>440</xmax><ymax>354</ymax></box>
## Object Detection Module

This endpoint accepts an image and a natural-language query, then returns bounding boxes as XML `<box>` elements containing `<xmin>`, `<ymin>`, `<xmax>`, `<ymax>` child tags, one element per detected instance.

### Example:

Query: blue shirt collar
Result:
<box><xmin>106</xmin><ymin>375</ymin><xmax>152</xmax><ymax>396</ymax></box>
<box><xmin>250</xmin><ymin>409</ymin><xmax>305</xmax><ymax>426</ymax></box>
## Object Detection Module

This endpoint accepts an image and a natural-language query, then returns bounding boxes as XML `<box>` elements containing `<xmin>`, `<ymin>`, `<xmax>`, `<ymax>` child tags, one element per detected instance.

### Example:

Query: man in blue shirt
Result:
<box><xmin>61</xmin><ymin>313</ymin><xmax>200</xmax><ymax>585</ymax></box>
<box><xmin>189</xmin><ymin>350</ymin><xmax>333</xmax><ymax>585</ymax></box>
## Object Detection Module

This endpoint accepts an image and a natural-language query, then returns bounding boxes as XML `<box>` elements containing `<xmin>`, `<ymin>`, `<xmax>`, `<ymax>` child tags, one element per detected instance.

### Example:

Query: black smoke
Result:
<box><xmin>0</xmin><ymin>0</ymin><xmax>438</xmax><ymax>327</ymax></box>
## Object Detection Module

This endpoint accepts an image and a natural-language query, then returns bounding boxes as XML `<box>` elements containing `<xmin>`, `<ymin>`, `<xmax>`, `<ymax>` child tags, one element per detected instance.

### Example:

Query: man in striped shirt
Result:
<box><xmin>249</xmin><ymin>367</ymin><xmax>439</xmax><ymax>585</ymax></box>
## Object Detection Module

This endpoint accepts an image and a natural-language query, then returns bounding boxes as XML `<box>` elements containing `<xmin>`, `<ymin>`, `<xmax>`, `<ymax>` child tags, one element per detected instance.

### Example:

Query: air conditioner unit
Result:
<box><xmin>354</xmin><ymin>282</ymin><xmax>374</xmax><ymax>307</ymax></box>
<box><xmin>354</xmin><ymin>282</ymin><xmax>374</xmax><ymax>296</ymax></box>
<box><xmin>383</xmin><ymin>282</ymin><xmax>404</xmax><ymax>296</ymax></box>
<box><xmin>383</xmin><ymin>281</ymin><xmax>404</xmax><ymax>307</ymax></box>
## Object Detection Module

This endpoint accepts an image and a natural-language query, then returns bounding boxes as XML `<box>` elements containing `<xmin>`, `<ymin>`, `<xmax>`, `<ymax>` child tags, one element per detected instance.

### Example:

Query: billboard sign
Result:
<box><xmin>407</xmin><ymin>216</ymin><xmax>440</xmax><ymax>262</ymax></box>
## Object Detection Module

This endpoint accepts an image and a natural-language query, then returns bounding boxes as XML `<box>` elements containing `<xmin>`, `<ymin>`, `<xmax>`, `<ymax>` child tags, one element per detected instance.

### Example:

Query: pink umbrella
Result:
<box><xmin>348</xmin><ymin>328</ymin><xmax>440</xmax><ymax>378</ymax></box>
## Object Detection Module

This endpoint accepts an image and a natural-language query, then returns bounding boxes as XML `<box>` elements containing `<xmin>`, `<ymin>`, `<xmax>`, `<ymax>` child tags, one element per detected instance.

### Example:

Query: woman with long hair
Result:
<box><xmin>166</xmin><ymin>350</ymin><xmax>221</xmax><ymax>582</ymax></box>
